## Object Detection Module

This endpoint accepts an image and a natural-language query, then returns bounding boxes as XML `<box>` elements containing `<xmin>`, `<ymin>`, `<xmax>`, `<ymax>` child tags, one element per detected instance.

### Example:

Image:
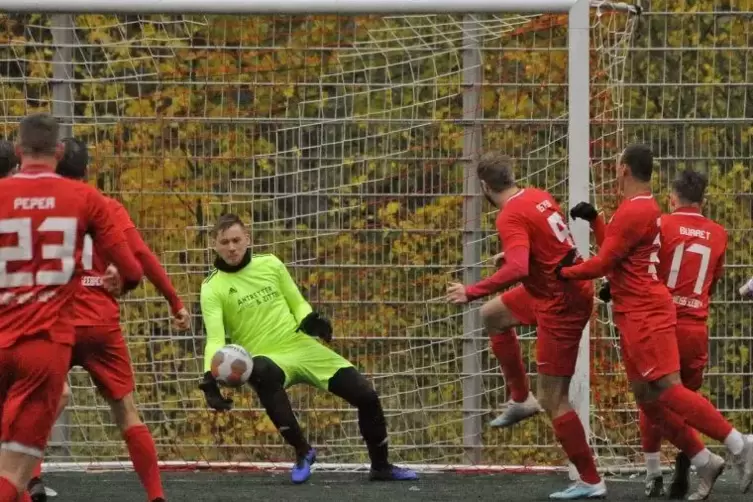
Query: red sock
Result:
<box><xmin>124</xmin><ymin>424</ymin><xmax>164</xmax><ymax>501</ymax></box>
<box><xmin>639</xmin><ymin>407</ymin><xmax>662</xmax><ymax>453</ymax></box>
<box><xmin>20</xmin><ymin>492</ymin><xmax>31</xmax><ymax>502</ymax></box>
<box><xmin>489</xmin><ymin>329</ymin><xmax>529</xmax><ymax>402</ymax></box>
<box><xmin>659</xmin><ymin>384</ymin><xmax>733</xmax><ymax>442</ymax></box>
<box><xmin>31</xmin><ymin>463</ymin><xmax>41</xmax><ymax>479</ymax></box>
<box><xmin>552</xmin><ymin>410</ymin><xmax>600</xmax><ymax>484</ymax></box>
<box><xmin>0</xmin><ymin>477</ymin><xmax>18</xmax><ymax>502</ymax></box>
<box><xmin>640</xmin><ymin>400</ymin><xmax>704</xmax><ymax>458</ymax></box>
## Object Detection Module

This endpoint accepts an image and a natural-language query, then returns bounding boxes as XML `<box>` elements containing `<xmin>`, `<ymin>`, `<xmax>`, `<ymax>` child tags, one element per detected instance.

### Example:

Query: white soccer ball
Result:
<box><xmin>210</xmin><ymin>344</ymin><xmax>253</xmax><ymax>388</ymax></box>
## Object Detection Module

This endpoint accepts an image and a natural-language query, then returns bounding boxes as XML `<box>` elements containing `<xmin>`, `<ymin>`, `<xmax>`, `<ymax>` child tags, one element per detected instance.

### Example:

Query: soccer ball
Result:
<box><xmin>210</xmin><ymin>344</ymin><xmax>253</xmax><ymax>387</ymax></box>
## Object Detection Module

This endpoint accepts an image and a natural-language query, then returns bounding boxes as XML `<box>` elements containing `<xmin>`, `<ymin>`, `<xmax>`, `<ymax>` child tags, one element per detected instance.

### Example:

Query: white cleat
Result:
<box><xmin>549</xmin><ymin>480</ymin><xmax>607</xmax><ymax>500</ymax></box>
<box><xmin>644</xmin><ymin>473</ymin><xmax>665</xmax><ymax>497</ymax></box>
<box><xmin>489</xmin><ymin>392</ymin><xmax>542</xmax><ymax>428</ymax></box>
<box><xmin>731</xmin><ymin>434</ymin><xmax>753</xmax><ymax>493</ymax></box>
<box><xmin>687</xmin><ymin>453</ymin><xmax>725</xmax><ymax>500</ymax></box>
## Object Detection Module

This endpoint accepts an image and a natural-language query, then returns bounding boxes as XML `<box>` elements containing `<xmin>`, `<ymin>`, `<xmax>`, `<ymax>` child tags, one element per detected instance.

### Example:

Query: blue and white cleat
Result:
<box><xmin>291</xmin><ymin>448</ymin><xmax>317</xmax><ymax>484</ymax></box>
<box><xmin>369</xmin><ymin>464</ymin><xmax>419</xmax><ymax>481</ymax></box>
<box><xmin>489</xmin><ymin>392</ymin><xmax>542</xmax><ymax>428</ymax></box>
<box><xmin>549</xmin><ymin>480</ymin><xmax>607</xmax><ymax>500</ymax></box>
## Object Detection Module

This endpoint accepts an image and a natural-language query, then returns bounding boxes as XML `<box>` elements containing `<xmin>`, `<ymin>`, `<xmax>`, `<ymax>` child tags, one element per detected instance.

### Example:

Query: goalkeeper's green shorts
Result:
<box><xmin>258</xmin><ymin>334</ymin><xmax>352</xmax><ymax>390</ymax></box>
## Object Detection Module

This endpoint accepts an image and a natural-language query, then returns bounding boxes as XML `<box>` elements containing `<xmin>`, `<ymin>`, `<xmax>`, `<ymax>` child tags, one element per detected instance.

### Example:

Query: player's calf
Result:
<box><xmin>109</xmin><ymin>394</ymin><xmax>165</xmax><ymax>502</ymax></box>
<box><xmin>327</xmin><ymin>367</ymin><xmax>418</xmax><ymax>482</ymax></box>
<box><xmin>539</xmin><ymin>375</ymin><xmax>601</xmax><ymax>492</ymax></box>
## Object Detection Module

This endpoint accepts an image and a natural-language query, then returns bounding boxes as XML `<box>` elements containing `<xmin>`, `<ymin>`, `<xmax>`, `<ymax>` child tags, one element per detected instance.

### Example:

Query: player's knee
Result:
<box><xmin>480</xmin><ymin>299</ymin><xmax>514</xmax><ymax>332</ymax></box>
<box><xmin>249</xmin><ymin>356</ymin><xmax>285</xmax><ymax>392</ymax></box>
<box><xmin>109</xmin><ymin>393</ymin><xmax>142</xmax><ymax>431</ymax></box>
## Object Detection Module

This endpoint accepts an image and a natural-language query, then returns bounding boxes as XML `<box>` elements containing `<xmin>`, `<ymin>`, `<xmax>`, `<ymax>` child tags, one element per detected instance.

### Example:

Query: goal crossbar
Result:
<box><xmin>0</xmin><ymin>0</ymin><xmax>639</xmax><ymax>14</ymax></box>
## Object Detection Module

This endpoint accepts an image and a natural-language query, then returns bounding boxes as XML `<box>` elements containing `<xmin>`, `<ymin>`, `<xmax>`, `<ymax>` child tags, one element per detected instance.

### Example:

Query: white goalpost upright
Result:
<box><xmin>0</xmin><ymin>0</ymin><xmax>639</xmax><ymax>473</ymax></box>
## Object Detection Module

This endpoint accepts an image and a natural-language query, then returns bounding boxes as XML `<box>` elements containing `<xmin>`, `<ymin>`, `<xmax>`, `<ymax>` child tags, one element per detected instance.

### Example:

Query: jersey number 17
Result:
<box><xmin>666</xmin><ymin>242</ymin><xmax>711</xmax><ymax>295</ymax></box>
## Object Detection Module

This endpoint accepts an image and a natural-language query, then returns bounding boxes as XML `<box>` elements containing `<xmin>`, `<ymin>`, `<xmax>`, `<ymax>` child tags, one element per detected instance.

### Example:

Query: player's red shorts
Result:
<box><xmin>0</xmin><ymin>333</ymin><xmax>72</xmax><ymax>456</ymax></box>
<box><xmin>501</xmin><ymin>282</ymin><xmax>594</xmax><ymax>377</ymax></box>
<box><xmin>613</xmin><ymin>306</ymin><xmax>680</xmax><ymax>383</ymax></box>
<box><xmin>70</xmin><ymin>325</ymin><xmax>135</xmax><ymax>401</ymax></box>
<box><xmin>676</xmin><ymin>319</ymin><xmax>708</xmax><ymax>391</ymax></box>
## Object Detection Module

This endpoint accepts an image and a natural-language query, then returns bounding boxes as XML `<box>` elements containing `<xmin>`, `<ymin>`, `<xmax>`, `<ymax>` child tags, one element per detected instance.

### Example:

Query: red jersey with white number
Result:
<box><xmin>73</xmin><ymin>198</ymin><xmax>136</xmax><ymax>326</ymax></box>
<box><xmin>0</xmin><ymin>169</ymin><xmax>129</xmax><ymax>347</ymax></box>
<box><xmin>497</xmin><ymin>188</ymin><xmax>588</xmax><ymax>301</ymax></box>
<box><xmin>563</xmin><ymin>193</ymin><xmax>672</xmax><ymax>313</ymax></box>
<box><xmin>659</xmin><ymin>207</ymin><xmax>726</xmax><ymax>322</ymax></box>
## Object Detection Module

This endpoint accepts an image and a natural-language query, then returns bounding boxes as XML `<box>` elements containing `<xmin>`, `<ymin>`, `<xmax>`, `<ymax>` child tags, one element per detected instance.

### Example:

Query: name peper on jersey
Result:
<box><xmin>73</xmin><ymin>197</ymin><xmax>137</xmax><ymax>326</ymax></box>
<box><xmin>497</xmin><ymin>188</ymin><xmax>588</xmax><ymax>301</ymax></box>
<box><xmin>0</xmin><ymin>170</ymin><xmax>132</xmax><ymax>347</ymax></box>
<box><xmin>659</xmin><ymin>207</ymin><xmax>726</xmax><ymax>321</ymax></box>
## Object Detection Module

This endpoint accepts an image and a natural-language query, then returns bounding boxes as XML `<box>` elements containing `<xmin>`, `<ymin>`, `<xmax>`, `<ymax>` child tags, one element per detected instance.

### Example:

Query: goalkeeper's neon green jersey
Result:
<box><xmin>200</xmin><ymin>253</ymin><xmax>313</xmax><ymax>372</ymax></box>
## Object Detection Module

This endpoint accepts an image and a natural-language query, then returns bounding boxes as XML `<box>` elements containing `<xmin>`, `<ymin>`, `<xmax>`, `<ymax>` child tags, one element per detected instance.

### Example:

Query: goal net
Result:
<box><xmin>0</xmin><ymin>4</ymin><xmax>639</xmax><ymax>472</ymax></box>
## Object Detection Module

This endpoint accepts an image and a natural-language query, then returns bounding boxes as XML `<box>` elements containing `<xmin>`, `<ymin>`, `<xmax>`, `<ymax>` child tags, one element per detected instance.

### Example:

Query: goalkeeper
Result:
<box><xmin>199</xmin><ymin>214</ymin><xmax>417</xmax><ymax>485</ymax></box>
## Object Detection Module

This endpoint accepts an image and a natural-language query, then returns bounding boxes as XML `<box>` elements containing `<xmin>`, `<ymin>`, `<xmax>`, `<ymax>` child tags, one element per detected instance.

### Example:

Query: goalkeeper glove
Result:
<box><xmin>598</xmin><ymin>282</ymin><xmax>612</xmax><ymax>303</ymax></box>
<box><xmin>297</xmin><ymin>312</ymin><xmax>333</xmax><ymax>343</ymax></box>
<box><xmin>569</xmin><ymin>202</ymin><xmax>599</xmax><ymax>223</ymax></box>
<box><xmin>198</xmin><ymin>371</ymin><xmax>233</xmax><ymax>411</ymax></box>
<box><xmin>555</xmin><ymin>248</ymin><xmax>579</xmax><ymax>281</ymax></box>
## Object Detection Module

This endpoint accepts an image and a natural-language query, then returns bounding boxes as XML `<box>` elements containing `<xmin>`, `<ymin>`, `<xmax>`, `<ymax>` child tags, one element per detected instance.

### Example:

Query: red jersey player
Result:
<box><xmin>634</xmin><ymin>169</ymin><xmax>728</xmax><ymax>498</ymax></box>
<box><xmin>27</xmin><ymin>137</ymin><xmax>190</xmax><ymax>502</ymax></box>
<box><xmin>562</xmin><ymin>144</ymin><xmax>753</xmax><ymax>500</ymax></box>
<box><xmin>445</xmin><ymin>152</ymin><xmax>602</xmax><ymax>499</ymax></box>
<box><xmin>0</xmin><ymin>114</ymin><xmax>143</xmax><ymax>502</ymax></box>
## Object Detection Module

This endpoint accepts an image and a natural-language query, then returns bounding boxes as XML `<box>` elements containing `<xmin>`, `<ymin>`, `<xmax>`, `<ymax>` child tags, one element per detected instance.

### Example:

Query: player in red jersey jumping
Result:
<box><xmin>445</xmin><ymin>152</ymin><xmax>603</xmax><ymax>500</ymax></box>
<box><xmin>562</xmin><ymin>144</ymin><xmax>753</xmax><ymax>500</ymax></box>
<box><xmin>26</xmin><ymin>137</ymin><xmax>191</xmax><ymax>502</ymax></box>
<box><xmin>0</xmin><ymin>114</ymin><xmax>143</xmax><ymax>502</ymax></box>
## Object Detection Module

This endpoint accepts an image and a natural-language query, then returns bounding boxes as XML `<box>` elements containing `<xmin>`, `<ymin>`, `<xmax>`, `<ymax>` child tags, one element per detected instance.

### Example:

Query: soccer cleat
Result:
<box><xmin>687</xmin><ymin>453</ymin><xmax>724</xmax><ymax>500</ymax></box>
<box><xmin>549</xmin><ymin>480</ymin><xmax>607</xmax><ymax>500</ymax></box>
<box><xmin>369</xmin><ymin>465</ymin><xmax>418</xmax><ymax>482</ymax></box>
<box><xmin>644</xmin><ymin>474</ymin><xmax>665</xmax><ymax>497</ymax></box>
<box><xmin>731</xmin><ymin>434</ymin><xmax>753</xmax><ymax>492</ymax></box>
<box><xmin>291</xmin><ymin>448</ymin><xmax>316</xmax><ymax>484</ymax></box>
<box><xmin>489</xmin><ymin>392</ymin><xmax>542</xmax><ymax>428</ymax></box>
<box><xmin>28</xmin><ymin>477</ymin><xmax>47</xmax><ymax>502</ymax></box>
<box><xmin>667</xmin><ymin>451</ymin><xmax>690</xmax><ymax>499</ymax></box>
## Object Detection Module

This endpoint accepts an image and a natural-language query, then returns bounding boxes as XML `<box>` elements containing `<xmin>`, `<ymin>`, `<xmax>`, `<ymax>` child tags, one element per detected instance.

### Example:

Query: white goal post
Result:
<box><xmin>0</xmin><ymin>0</ymin><xmax>640</xmax><ymax>473</ymax></box>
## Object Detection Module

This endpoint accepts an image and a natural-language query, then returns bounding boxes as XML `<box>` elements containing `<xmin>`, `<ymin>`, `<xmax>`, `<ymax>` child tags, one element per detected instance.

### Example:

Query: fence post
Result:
<box><xmin>50</xmin><ymin>13</ymin><xmax>75</xmax><ymax>459</ymax></box>
<box><xmin>461</xmin><ymin>13</ymin><xmax>483</xmax><ymax>465</ymax></box>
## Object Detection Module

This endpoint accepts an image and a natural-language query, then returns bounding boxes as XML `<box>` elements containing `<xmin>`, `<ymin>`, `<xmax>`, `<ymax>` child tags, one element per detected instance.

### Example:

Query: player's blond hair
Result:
<box><xmin>476</xmin><ymin>151</ymin><xmax>516</xmax><ymax>192</ymax></box>
<box><xmin>211</xmin><ymin>213</ymin><xmax>246</xmax><ymax>237</ymax></box>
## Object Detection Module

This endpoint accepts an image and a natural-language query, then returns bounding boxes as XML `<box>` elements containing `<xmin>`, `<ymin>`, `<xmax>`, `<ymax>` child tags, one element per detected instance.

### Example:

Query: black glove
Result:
<box><xmin>297</xmin><ymin>311</ymin><xmax>333</xmax><ymax>343</ymax></box>
<box><xmin>598</xmin><ymin>282</ymin><xmax>612</xmax><ymax>303</ymax></box>
<box><xmin>198</xmin><ymin>371</ymin><xmax>233</xmax><ymax>411</ymax></box>
<box><xmin>555</xmin><ymin>248</ymin><xmax>579</xmax><ymax>281</ymax></box>
<box><xmin>569</xmin><ymin>202</ymin><xmax>599</xmax><ymax>222</ymax></box>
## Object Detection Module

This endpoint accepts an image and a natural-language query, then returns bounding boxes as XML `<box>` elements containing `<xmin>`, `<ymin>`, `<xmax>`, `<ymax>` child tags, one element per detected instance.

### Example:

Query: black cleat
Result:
<box><xmin>151</xmin><ymin>499</ymin><xmax>166</xmax><ymax>502</ymax></box>
<box><xmin>644</xmin><ymin>474</ymin><xmax>665</xmax><ymax>497</ymax></box>
<box><xmin>28</xmin><ymin>477</ymin><xmax>47</xmax><ymax>502</ymax></box>
<box><xmin>668</xmin><ymin>451</ymin><xmax>690</xmax><ymax>499</ymax></box>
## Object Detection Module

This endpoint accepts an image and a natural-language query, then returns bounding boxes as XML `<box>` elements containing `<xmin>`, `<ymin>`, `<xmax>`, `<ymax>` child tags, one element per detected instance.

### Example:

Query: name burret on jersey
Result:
<box><xmin>679</xmin><ymin>226</ymin><xmax>711</xmax><ymax>240</ymax></box>
<box><xmin>14</xmin><ymin>196</ymin><xmax>55</xmax><ymax>211</ymax></box>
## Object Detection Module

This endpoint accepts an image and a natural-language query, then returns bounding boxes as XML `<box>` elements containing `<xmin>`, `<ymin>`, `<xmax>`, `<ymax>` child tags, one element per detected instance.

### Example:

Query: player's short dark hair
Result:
<box><xmin>18</xmin><ymin>113</ymin><xmax>59</xmax><ymax>156</ymax></box>
<box><xmin>672</xmin><ymin>169</ymin><xmax>708</xmax><ymax>205</ymax></box>
<box><xmin>477</xmin><ymin>152</ymin><xmax>516</xmax><ymax>192</ymax></box>
<box><xmin>0</xmin><ymin>140</ymin><xmax>19</xmax><ymax>178</ymax></box>
<box><xmin>56</xmin><ymin>137</ymin><xmax>89</xmax><ymax>180</ymax></box>
<box><xmin>212</xmin><ymin>213</ymin><xmax>246</xmax><ymax>237</ymax></box>
<box><xmin>620</xmin><ymin>143</ymin><xmax>654</xmax><ymax>182</ymax></box>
